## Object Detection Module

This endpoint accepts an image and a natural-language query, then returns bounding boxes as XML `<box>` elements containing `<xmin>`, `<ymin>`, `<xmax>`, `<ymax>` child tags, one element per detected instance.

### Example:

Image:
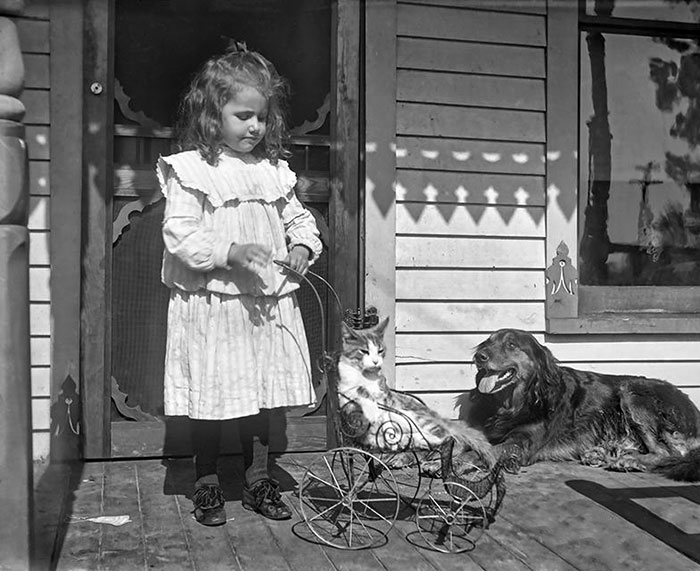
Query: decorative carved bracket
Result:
<box><xmin>111</xmin><ymin>376</ymin><xmax>158</xmax><ymax>422</ymax></box>
<box><xmin>545</xmin><ymin>241</ymin><xmax>578</xmax><ymax>318</ymax></box>
<box><xmin>290</xmin><ymin>92</ymin><xmax>330</xmax><ymax>136</ymax></box>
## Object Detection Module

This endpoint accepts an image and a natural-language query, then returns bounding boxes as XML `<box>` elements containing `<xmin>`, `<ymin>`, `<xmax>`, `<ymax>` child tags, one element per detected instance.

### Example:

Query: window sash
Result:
<box><xmin>545</xmin><ymin>0</ymin><xmax>700</xmax><ymax>334</ymax></box>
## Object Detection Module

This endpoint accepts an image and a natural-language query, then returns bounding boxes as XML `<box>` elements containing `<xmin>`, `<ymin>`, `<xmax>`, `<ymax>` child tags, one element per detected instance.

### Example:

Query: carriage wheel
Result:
<box><xmin>375</xmin><ymin>451</ymin><xmax>422</xmax><ymax>508</ymax></box>
<box><xmin>299</xmin><ymin>447</ymin><xmax>400</xmax><ymax>549</ymax></box>
<box><xmin>415</xmin><ymin>480</ymin><xmax>487</xmax><ymax>553</ymax></box>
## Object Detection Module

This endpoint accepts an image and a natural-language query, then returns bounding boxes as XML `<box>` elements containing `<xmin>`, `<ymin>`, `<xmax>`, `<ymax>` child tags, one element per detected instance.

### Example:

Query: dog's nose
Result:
<box><xmin>474</xmin><ymin>351</ymin><xmax>488</xmax><ymax>364</ymax></box>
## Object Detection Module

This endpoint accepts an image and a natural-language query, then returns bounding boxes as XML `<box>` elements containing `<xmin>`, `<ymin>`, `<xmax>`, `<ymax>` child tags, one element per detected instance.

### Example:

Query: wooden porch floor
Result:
<box><xmin>33</xmin><ymin>452</ymin><xmax>700</xmax><ymax>571</ymax></box>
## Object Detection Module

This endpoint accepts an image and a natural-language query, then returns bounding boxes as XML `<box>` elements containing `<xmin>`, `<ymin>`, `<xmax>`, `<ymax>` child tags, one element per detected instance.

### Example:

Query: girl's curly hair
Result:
<box><xmin>175</xmin><ymin>47</ymin><xmax>291</xmax><ymax>166</ymax></box>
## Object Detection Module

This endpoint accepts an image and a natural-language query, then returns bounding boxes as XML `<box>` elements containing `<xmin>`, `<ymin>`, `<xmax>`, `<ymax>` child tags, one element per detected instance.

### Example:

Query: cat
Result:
<box><xmin>333</xmin><ymin>317</ymin><xmax>495</xmax><ymax>468</ymax></box>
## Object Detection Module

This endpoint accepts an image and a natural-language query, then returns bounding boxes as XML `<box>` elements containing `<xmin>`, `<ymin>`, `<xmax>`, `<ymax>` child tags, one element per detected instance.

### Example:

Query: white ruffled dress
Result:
<box><xmin>156</xmin><ymin>150</ymin><xmax>323</xmax><ymax>420</ymax></box>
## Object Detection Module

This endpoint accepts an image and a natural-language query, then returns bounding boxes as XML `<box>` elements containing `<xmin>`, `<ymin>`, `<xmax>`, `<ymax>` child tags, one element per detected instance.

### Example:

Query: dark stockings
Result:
<box><xmin>190</xmin><ymin>410</ymin><xmax>270</xmax><ymax>486</ymax></box>
<box><xmin>239</xmin><ymin>409</ymin><xmax>270</xmax><ymax>486</ymax></box>
<box><xmin>191</xmin><ymin>419</ymin><xmax>222</xmax><ymax>482</ymax></box>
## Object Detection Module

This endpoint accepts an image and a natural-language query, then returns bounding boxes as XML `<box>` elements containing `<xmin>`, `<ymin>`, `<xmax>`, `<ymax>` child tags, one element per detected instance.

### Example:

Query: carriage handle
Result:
<box><xmin>274</xmin><ymin>260</ymin><xmax>344</xmax><ymax>369</ymax></box>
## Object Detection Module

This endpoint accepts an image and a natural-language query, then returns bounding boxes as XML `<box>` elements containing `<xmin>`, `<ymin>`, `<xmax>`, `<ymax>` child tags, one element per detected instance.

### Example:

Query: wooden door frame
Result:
<box><xmin>81</xmin><ymin>0</ymin><xmax>114</xmax><ymax>459</ymax></box>
<box><xmin>80</xmin><ymin>0</ymin><xmax>363</xmax><ymax>458</ymax></box>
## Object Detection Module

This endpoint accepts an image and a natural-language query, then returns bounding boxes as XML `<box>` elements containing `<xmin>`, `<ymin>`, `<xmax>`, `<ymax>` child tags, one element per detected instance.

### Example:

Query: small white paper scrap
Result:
<box><xmin>69</xmin><ymin>515</ymin><xmax>132</xmax><ymax>526</ymax></box>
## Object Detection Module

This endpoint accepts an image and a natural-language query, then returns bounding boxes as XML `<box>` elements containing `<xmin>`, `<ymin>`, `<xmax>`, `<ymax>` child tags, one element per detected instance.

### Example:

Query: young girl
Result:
<box><xmin>157</xmin><ymin>46</ymin><xmax>322</xmax><ymax>526</ymax></box>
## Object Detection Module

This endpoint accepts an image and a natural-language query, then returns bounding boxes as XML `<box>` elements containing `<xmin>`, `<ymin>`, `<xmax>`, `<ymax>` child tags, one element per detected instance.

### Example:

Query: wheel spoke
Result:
<box><xmin>307</xmin><ymin>470</ymin><xmax>343</xmax><ymax>493</ymax></box>
<box><xmin>346</xmin><ymin>458</ymin><xmax>371</xmax><ymax>497</ymax></box>
<box><xmin>306</xmin><ymin>499</ymin><xmax>345</xmax><ymax>523</ymax></box>
<box><xmin>416</xmin><ymin>513</ymin><xmax>445</xmax><ymax>522</ymax></box>
<box><xmin>323</xmin><ymin>455</ymin><xmax>344</xmax><ymax>492</ymax></box>
<box><xmin>300</xmin><ymin>448</ymin><xmax>401</xmax><ymax>550</ymax></box>
<box><xmin>428</xmin><ymin>493</ymin><xmax>449</xmax><ymax>518</ymax></box>
<box><xmin>354</xmin><ymin>496</ymin><xmax>396</xmax><ymax>524</ymax></box>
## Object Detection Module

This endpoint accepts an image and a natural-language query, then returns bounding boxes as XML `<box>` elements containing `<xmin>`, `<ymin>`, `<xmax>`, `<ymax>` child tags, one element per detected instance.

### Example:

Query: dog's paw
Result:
<box><xmin>419</xmin><ymin>457</ymin><xmax>442</xmax><ymax>478</ymax></box>
<box><xmin>580</xmin><ymin>447</ymin><xmax>607</xmax><ymax>467</ymax></box>
<box><xmin>606</xmin><ymin>456</ymin><xmax>648</xmax><ymax>473</ymax></box>
<box><xmin>494</xmin><ymin>443</ymin><xmax>523</xmax><ymax>473</ymax></box>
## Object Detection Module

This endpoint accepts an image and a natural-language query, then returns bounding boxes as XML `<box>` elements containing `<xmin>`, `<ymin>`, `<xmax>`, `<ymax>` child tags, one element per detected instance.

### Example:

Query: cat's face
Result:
<box><xmin>340</xmin><ymin>317</ymin><xmax>389</xmax><ymax>373</ymax></box>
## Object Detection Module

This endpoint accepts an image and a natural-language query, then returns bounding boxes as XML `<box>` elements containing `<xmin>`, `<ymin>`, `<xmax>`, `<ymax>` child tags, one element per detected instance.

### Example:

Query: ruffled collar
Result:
<box><xmin>157</xmin><ymin>150</ymin><xmax>297</xmax><ymax>207</ymax></box>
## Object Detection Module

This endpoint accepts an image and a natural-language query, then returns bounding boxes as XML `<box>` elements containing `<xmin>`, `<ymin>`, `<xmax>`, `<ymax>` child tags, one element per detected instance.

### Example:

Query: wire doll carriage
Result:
<box><xmin>276</xmin><ymin>262</ymin><xmax>514</xmax><ymax>553</ymax></box>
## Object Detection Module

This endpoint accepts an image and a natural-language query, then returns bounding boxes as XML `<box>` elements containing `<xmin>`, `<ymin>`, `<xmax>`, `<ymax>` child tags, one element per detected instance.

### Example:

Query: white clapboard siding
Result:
<box><xmin>23</xmin><ymin>53</ymin><xmax>50</xmax><ymax>88</ymax></box>
<box><xmin>397</xmin><ymin>102</ymin><xmax>545</xmax><ymax>142</ymax></box>
<box><xmin>29</xmin><ymin>160</ymin><xmax>49</xmax><ymax>195</ymax></box>
<box><xmin>396</xmin><ymin>333</ymin><xmax>700</xmax><ymax>364</ymax></box>
<box><xmin>31</xmin><ymin>399</ymin><xmax>50</xmax><ymax>431</ymax></box>
<box><xmin>413</xmin><ymin>392</ymin><xmax>463</xmax><ymax>420</ymax></box>
<box><xmin>398</xmin><ymin>70</ymin><xmax>545</xmax><ymax>111</ymax></box>
<box><xmin>18</xmin><ymin>9</ymin><xmax>52</xmax><ymax>462</ymax></box>
<box><xmin>15</xmin><ymin>19</ymin><xmax>49</xmax><ymax>54</ymax></box>
<box><xmin>30</xmin><ymin>337</ymin><xmax>50</xmax><ymax>367</ymax></box>
<box><xmin>397</xmin><ymin>203</ymin><xmax>546</xmax><ymax>238</ymax></box>
<box><xmin>398</xmin><ymin>38</ymin><xmax>545</xmax><ymax>77</ymax></box>
<box><xmin>398</xmin><ymin>3</ymin><xmax>546</xmax><ymax>46</ymax></box>
<box><xmin>21</xmin><ymin>89</ymin><xmax>49</xmax><ymax>125</ymax></box>
<box><xmin>396</xmin><ymin>361</ymin><xmax>700</xmax><ymax>392</ymax></box>
<box><xmin>560</xmin><ymin>362</ymin><xmax>700</xmax><ymax>386</ymax></box>
<box><xmin>396</xmin><ymin>269</ymin><xmax>545</xmax><ymax>301</ymax></box>
<box><xmin>25</xmin><ymin>125</ymin><xmax>50</xmax><ymax>160</ymax></box>
<box><xmin>412</xmin><ymin>388</ymin><xmax>700</xmax><ymax>420</ymax></box>
<box><xmin>33</xmin><ymin>433</ymin><xmax>50</xmax><ymax>462</ymax></box>
<box><xmin>29</xmin><ymin>231</ymin><xmax>49</xmax><ymax>265</ymax></box>
<box><xmin>400</xmin><ymin>0</ymin><xmax>546</xmax><ymax>15</ymax></box>
<box><xmin>24</xmin><ymin>125</ymin><xmax>51</xmax><ymax>161</ymax></box>
<box><xmin>397</xmin><ymin>170</ymin><xmax>545</xmax><ymax>205</ymax></box>
<box><xmin>29</xmin><ymin>303</ymin><xmax>50</xmax><ymax>336</ymax></box>
<box><xmin>28</xmin><ymin>196</ymin><xmax>49</xmax><ymax>230</ymax></box>
<box><xmin>397</xmin><ymin>364</ymin><xmax>477</xmax><ymax>392</ymax></box>
<box><xmin>396</xmin><ymin>333</ymin><xmax>538</xmax><ymax>363</ymax></box>
<box><xmin>29</xmin><ymin>267</ymin><xmax>50</xmax><ymax>302</ymax></box>
<box><xmin>396</xmin><ymin>301</ymin><xmax>546</xmax><ymax>332</ymax></box>
<box><xmin>31</xmin><ymin>367</ymin><xmax>50</xmax><ymax>398</ymax></box>
<box><xmin>396</xmin><ymin>236</ymin><xmax>545</xmax><ymax>267</ymax></box>
<box><xmin>397</xmin><ymin>137</ymin><xmax>546</xmax><ymax>175</ymax></box>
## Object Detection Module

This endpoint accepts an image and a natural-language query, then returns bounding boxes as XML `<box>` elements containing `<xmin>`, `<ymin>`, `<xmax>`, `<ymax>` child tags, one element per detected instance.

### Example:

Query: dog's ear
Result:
<box><xmin>534</xmin><ymin>341</ymin><xmax>559</xmax><ymax>378</ymax></box>
<box><xmin>528</xmin><ymin>336</ymin><xmax>561</xmax><ymax>404</ymax></box>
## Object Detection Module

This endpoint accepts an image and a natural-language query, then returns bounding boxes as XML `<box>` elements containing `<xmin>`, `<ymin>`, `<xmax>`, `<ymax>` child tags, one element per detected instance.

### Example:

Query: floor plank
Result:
<box><xmin>100</xmin><ymin>461</ymin><xmax>148</xmax><ymax>571</ymax></box>
<box><xmin>226</xmin><ymin>454</ymin><xmax>334</xmax><ymax>571</ymax></box>
<box><xmin>159</xmin><ymin>455</ymin><xmax>243</xmax><ymax>570</ymax></box>
<box><xmin>496</xmin><ymin>463</ymin><xmax>700</xmax><ymax>571</ymax></box>
<box><xmin>48</xmin><ymin>454</ymin><xmax>700</xmax><ymax>571</ymax></box>
<box><xmin>136</xmin><ymin>459</ymin><xmax>195</xmax><ymax>570</ymax></box>
<box><xmin>33</xmin><ymin>461</ymin><xmax>74</xmax><ymax>570</ymax></box>
<box><xmin>55</xmin><ymin>463</ymin><xmax>105</xmax><ymax>571</ymax></box>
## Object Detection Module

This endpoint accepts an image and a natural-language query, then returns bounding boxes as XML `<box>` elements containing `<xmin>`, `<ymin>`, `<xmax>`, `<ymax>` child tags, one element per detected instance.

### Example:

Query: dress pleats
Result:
<box><xmin>164</xmin><ymin>289</ymin><xmax>315</xmax><ymax>419</ymax></box>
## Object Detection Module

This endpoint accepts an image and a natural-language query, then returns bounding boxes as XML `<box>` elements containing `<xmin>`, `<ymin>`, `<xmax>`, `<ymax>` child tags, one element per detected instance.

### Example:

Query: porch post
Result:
<box><xmin>0</xmin><ymin>0</ymin><xmax>34</xmax><ymax>567</ymax></box>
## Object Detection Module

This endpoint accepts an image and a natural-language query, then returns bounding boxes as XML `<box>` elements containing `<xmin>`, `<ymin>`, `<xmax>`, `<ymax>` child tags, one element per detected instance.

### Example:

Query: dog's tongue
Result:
<box><xmin>478</xmin><ymin>373</ymin><xmax>499</xmax><ymax>394</ymax></box>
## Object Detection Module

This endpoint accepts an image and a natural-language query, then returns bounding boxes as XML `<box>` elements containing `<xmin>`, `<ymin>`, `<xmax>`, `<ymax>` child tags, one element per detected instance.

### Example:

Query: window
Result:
<box><xmin>546</xmin><ymin>0</ymin><xmax>700</xmax><ymax>333</ymax></box>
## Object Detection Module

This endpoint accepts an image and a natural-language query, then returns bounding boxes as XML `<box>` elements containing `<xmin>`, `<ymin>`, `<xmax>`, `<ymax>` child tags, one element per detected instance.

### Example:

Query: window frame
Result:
<box><xmin>545</xmin><ymin>0</ymin><xmax>700</xmax><ymax>334</ymax></box>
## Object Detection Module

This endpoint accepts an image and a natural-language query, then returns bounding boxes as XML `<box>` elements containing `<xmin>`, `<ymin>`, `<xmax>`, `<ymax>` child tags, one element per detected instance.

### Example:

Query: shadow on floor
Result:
<box><xmin>33</xmin><ymin>459</ymin><xmax>84</xmax><ymax>571</ymax></box>
<box><xmin>567</xmin><ymin>479</ymin><xmax>700</xmax><ymax>565</ymax></box>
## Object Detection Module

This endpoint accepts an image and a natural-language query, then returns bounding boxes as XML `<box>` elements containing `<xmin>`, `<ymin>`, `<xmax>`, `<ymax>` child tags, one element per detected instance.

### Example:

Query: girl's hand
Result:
<box><xmin>228</xmin><ymin>243</ymin><xmax>272</xmax><ymax>272</ymax></box>
<box><xmin>284</xmin><ymin>245</ymin><xmax>311</xmax><ymax>276</ymax></box>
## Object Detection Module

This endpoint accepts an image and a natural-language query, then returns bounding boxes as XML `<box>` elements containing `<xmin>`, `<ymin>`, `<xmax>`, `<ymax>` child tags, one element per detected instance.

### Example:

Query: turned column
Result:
<box><xmin>0</xmin><ymin>1</ymin><xmax>34</xmax><ymax>568</ymax></box>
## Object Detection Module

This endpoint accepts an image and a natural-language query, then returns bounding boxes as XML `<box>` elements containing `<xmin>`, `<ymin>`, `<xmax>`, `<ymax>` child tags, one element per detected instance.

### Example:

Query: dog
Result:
<box><xmin>457</xmin><ymin>328</ymin><xmax>700</xmax><ymax>481</ymax></box>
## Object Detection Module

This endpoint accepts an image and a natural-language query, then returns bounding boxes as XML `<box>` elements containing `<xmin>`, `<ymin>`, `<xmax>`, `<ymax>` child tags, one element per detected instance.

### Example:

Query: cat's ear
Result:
<box><xmin>374</xmin><ymin>316</ymin><xmax>390</xmax><ymax>336</ymax></box>
<box><xmin>341</xmin><ymin>321</ymin><xmax>359</xmax><ymax>342</ymax></box>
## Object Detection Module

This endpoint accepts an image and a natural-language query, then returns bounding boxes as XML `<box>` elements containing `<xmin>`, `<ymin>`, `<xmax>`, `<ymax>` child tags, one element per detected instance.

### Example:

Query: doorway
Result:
<box><xmin>81</xmin><ymin>0</ymin><xmax>361</xmax><ymax>458</ymax></box>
